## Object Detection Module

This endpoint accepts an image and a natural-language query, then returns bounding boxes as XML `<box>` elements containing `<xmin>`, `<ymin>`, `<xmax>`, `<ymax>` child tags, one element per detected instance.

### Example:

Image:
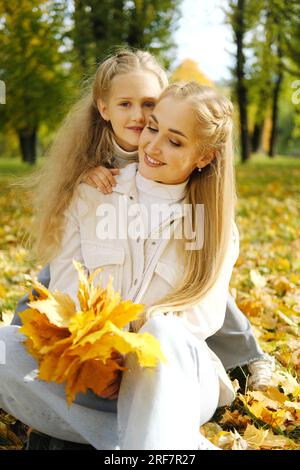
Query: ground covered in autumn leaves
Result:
<box><xmin>0</xmin><ymin>155</ymin><xmax>299</xmax><ymax>450</ymax></box>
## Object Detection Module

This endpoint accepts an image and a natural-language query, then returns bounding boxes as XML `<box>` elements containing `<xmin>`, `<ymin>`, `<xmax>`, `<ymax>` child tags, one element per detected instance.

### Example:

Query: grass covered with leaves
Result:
<box><xmin>0</xmin><ymin>155</ymin><xmax>299</xmax><ymax>450</ymax></box>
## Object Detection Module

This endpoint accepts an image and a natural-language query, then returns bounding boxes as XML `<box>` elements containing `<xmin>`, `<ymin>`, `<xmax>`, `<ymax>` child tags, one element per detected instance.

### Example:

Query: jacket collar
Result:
<box><xmin>112</xmin><ymin>162</ymin><xmax>187</xmax><ymax>223</ymax></box>
<box><xmin>113</xmin><ymin>162</ymin><xmax>139</xmax><ymax>196</ymax></box>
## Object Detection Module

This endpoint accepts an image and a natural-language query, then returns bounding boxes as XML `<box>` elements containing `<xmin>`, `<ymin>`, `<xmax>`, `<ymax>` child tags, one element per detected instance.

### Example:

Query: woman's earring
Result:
<box><xmin>197</xmin><ymin>167</ymin><xmax>202</xmax><ymax>172</ymax></box>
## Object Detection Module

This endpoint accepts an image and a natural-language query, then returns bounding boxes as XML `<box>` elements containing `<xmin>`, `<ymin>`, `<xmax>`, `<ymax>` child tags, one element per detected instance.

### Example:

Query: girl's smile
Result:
<box><xmin>127</xmin><ymin>126</ymin><xmax>144</xmax><ymax>133</ymax></box>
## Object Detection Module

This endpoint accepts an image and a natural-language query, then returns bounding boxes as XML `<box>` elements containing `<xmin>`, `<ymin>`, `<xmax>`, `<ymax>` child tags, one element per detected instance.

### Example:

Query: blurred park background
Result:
<box><xmin>1</xmin><ymin>0</ymin><xmax>300</xmax><ymax>163</ymax></box>
<box><xmin>0</xmin><ymin>0</ymin><xmax>300</xmax><ymax>450</ymax></box>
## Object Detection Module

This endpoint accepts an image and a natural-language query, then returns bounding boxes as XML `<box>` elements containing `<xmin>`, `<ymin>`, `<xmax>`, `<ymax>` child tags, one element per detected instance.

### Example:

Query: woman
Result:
<box><xmin>0</xmin><ymin>82</ymin><xmax>263</xmax><ymax>450</ymax></box>
<box><xmin>12</xmin><ymin>48</ymin><xmax>274</xmax><ymax>392</ymax></box>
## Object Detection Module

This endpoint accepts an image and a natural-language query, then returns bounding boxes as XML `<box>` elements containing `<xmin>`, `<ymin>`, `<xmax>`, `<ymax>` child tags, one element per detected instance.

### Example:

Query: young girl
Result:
<box><xmin>12</xmin><ymin>48</ymin><xmax>274</xmax><ymax>393</ymax></box>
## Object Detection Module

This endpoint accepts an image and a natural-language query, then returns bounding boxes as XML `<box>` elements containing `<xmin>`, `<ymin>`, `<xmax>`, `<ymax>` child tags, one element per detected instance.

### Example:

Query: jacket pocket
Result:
<box><xmin>81</xmin><ymin>241</ymin><xmax>125</xmax><ymax>292</ymax></box>
<box><xmin>153</xmin><ymin>259</ymin><xmax>179</xmax><ymax>288</ymax></box>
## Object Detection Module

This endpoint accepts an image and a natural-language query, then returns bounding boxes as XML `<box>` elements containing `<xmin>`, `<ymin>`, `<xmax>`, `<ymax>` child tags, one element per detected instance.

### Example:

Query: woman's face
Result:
<box><xmin>138</xmin><ymin>96</ymin><xmax>203</xmax><ymax>184</ymax></box>
<box><xmin>97</xmin><ymin>71</ymin><xmax>162</xmax><ymax>152</ymax></box>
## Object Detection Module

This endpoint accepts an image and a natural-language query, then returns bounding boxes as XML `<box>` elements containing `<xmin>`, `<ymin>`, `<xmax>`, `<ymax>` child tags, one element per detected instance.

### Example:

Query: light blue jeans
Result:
<box><xmin>12</xmin><ymin>265</ymin><xmax>265</xmax><ymax>370</ymax></box>
<box><xmin>0</xmin><ymin>315</ymin><xmax>220</xmax><ymax>450</ymax></box>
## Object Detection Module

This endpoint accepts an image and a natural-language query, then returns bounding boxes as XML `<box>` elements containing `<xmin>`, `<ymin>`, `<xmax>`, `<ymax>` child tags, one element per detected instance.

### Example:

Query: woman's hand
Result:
<box><xmin>81</xmin><ymin>166</ymin><xmax>120</xmax><ymax>194</ymax></box>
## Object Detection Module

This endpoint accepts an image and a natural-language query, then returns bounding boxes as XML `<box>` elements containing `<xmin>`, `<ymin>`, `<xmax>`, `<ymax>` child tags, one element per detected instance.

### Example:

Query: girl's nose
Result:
<box><xmin>132</xmin><ymin>106</ymin><xmax>144</xmax><ymax>122</ymax></box>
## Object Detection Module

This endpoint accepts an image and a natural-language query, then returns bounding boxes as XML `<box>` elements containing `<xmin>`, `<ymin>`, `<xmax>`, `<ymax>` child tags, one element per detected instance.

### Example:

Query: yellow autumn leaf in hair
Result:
<box><xmin>19</xmin><ymin>260</ymin><xmax>167</xmax><ymax>406</ymax></box>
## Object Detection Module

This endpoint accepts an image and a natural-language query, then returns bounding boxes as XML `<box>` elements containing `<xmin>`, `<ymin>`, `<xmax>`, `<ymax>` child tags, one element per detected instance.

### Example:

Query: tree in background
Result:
<box><xmin>0</xmin><ymin>0</ymin><xmax>70</xmax><ymax>164</ymax></box>
<box><xmin>170</xmin><ymin>59</ymin><xmax>214</xmax><ymax>87</ymax></box>
<box><xmin>226</xmin><ymin>0</ymin><xmax>300</xmax><ymax>161</ymax></box>
<box><xmin>73</xmin><ymin>0</ymin><xmax>95</xmax><ymax>71</ymax></box>
<box><xmin>226</xmin><ymin>0</ymin><xmax>251</xmax><ymax>162</ymax></box>
<box><xmin>267</xmin><ymin>0</ymin><xmax>300</xmax><ymax>157</ymax></box>
<box><xmin>247</xmin><ymin>6</ymin><xmax>275</xmax><ymax>154</ymax></box>
<box><xmin>0</xmin><ymin>0</ymin><xmax>182</xmax><ymax>162</ymax></box>
<box><xmin>247</xmin><ymin>0</ymin><xmax>300</xmax><ymax>157</ymax></box>
<box><xmin>72</xmin><ymin>0</ymin><xmax>181</xmax><ymax>70</ymax></box>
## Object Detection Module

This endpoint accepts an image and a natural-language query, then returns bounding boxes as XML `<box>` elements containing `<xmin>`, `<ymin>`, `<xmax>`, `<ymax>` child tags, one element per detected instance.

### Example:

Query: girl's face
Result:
<box><xmin>98</xmin><ymin>71</ymin><xmax>162</xmax><ymax>151</ymax></box>
<box><xmin>138</xmin><ymin>96</ymin><xmax>204</xmax><ymax>184</ymax></box>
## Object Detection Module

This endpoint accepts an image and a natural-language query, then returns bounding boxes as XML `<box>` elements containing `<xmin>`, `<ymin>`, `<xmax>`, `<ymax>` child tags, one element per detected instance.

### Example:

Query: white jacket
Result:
<box><xmin>49</xmin><ymin>163</ymin><xmax>240</xmax><ymax>407</ymax></box>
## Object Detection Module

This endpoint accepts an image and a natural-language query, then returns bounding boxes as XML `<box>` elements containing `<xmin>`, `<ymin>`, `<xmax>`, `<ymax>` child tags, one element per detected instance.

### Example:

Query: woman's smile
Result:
<box><xmin>144</xmin><ymin>152</ymin><xmax>166</xmax><ymax>167</ymax></box>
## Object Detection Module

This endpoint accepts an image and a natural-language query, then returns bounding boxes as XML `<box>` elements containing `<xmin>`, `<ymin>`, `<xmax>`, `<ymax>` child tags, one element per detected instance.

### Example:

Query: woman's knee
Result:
<box><xmin>0</xmin><ymin>325</ymin><xmax>37</xmax><ymax>378</ymax></box>
<box><xmin>140</xmin><ymin>314</ymin><xmax>185</xmax><ymax>345</ymax></box>
<box><xmin>0</xmin><ymin>326</ymin><xmax>21</xmax><ymax>362</ymax></box>
<box><xmin>139</xmin><ymin>314</ymin><xmax>202</xmax><ymax>366</ymax></box>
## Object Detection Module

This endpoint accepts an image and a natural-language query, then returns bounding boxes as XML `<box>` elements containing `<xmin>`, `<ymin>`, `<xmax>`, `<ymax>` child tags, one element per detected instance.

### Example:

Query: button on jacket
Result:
<box><xmin>49</xmin><ymin>163</ymin><xmax>240</xmax><ymax>407</ymax></box>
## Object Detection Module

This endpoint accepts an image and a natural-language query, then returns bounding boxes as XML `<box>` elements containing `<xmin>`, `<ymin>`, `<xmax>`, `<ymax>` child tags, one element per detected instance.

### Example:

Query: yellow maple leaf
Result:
<box><xmin>19</xmin><ymin>309</ymin><xmax>69</xmax><ymax>353</ymax></box>
<box><xmin>219</xmin><ymin>409</ymin><xmax>250</xmax><ymax>430</ymax></box>
<box><xmin>262</xmin><ymin>431</ymin><xmax>299</xmax><ymax>450</ymax></box>
<box><xmin>28</xmin><ymin>291</ymin><xmax>76</xmax><ymax>328</ymax></box>
<box><xmin>242</xmin><ymin>423</ymin><xmax>297</xmax><ymax>450</ymax></box>
<box><xmin>260</xmin><ymin>408</ymin><xmax>287</xmax><ymax>428</ymax></box>
<box><xmin>250</xmin><ymin>269</ymin><xmax>267</xmax><ymax>288</ymax></box>
<box><xmin>243</xmin><ymin>424</ymin><xmax>268</xmax><ymax>449</ymax></box>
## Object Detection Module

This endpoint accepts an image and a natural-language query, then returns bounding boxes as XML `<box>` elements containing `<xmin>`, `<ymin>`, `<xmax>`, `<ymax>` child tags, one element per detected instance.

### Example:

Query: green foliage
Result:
<box><xmin>0</xmin><ymin>0</ymin><xmax>71</xmax><ymax>134</ymax></box>
<box><xmin>72</xmin><ymin>0</ymin><xmax>182</xmax><ymax>70</ymax></box>
<box><xmin>225</xmin><ymin>0</ymin><xmax>300</xmax><ymax>156</ymax></box>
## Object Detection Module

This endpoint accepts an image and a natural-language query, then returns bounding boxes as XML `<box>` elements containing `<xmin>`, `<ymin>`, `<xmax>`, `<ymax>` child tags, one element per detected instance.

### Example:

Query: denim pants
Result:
<box><xmin>12</xmin><ymin>265</ymin><xmax>265</xmax><ymax>371</ymax></box>
<box><xmin>0</xmin><ymin>315</ymin><xmax>220</xmax><ymax>450</ymax></box>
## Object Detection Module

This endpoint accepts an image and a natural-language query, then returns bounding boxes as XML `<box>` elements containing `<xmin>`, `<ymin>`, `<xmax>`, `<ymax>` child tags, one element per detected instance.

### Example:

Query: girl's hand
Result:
<box><xmin>81</xmin><ymin>166</ymin><xmax>120</xmax><ymax>194</ymax></box>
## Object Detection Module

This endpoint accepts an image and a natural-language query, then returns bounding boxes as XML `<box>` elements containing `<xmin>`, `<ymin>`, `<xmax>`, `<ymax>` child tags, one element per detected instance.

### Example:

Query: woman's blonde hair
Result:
<box><xmin>135</xmin><ymin>81</ymin><xmax>237</xmax><ymax>329</ymax></box>
<box><xmin>17</xmin><ymin>48</ymin><xmax>168</xmax><ymax>264</ymax></box>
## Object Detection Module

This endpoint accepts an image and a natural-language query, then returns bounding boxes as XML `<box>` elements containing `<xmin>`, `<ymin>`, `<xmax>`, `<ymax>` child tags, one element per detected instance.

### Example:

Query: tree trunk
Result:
<box><xmin>251</xmin><ymin>121</ymin><xmax>264</xmax><ymax>153</ymax></box>
<box><xmin>268</xmin><ymin>23</ymin><xmax>284</xmax><ymax>158</ymax></box>
<box><xmin>18</xmin><ymin>129</ymin><xmax>37</xmax><ymax>164</ymax></box>
<box><xmin>74</xmin><ymin>0</ymin><xmax>90</xmax><ymax>70</ymax></box>
<box><xmin>127</xmin><ymin>6</ymin><xmax>145</xmax><ymax>48</ymax></box>
<box><xmin>268</xmin><ymin>69</ymin><xmax>283</xmax><ymax>157</ymax></box>
<box><xmin>236</xmin><ymin>0</ymin><xmax>250</xmax><ymax>163</ymax></box>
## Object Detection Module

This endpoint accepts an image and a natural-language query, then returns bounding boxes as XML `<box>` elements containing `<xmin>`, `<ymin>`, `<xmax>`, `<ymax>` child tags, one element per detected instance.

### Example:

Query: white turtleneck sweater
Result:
<box><xmin>111</xmin><ymin>137</ymin><xmax>189</xmax><ymax>236</ymax></box>
<box><xmin>135</xmin><ymin>171</ymin><xmax>188</xmax><ymax>237</ymax></box>
<box><xmin>112</xmin><ymin>137</ymin><xmax>138</xmax><ymax>168</ymax></box>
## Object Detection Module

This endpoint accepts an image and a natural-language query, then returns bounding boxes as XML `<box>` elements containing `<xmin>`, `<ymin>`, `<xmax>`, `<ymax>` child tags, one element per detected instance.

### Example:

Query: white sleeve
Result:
<box><xmin>48</xmin><ymin>200</ymin><xmax>84</xmax><ymax>310</ymax></box>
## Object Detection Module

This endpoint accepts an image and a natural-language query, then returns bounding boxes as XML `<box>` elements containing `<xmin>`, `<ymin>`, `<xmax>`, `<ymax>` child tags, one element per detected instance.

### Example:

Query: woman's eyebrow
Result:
<box><xmin>169</xmin><ymin>128</ymin><xmax>187</xmax><ymax>139</ymax></box>
<box><xmin>149</xmin><ymin>114</ymin><xmax>188</xmax><ymax>139</ymax></box>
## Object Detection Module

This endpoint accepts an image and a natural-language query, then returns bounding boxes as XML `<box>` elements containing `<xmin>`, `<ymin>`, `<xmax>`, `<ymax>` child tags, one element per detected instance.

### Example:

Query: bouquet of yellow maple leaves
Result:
<box><xmin>18</xmin><ymin>260</ymin><xmax>167</xmax><ymax>406</ymax></box>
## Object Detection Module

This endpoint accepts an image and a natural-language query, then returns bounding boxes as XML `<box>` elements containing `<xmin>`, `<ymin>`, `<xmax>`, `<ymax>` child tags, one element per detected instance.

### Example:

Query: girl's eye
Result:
<box><xmin>144</xmin><ymin>102</ymin><xmax>156</xmax><ymax>108</ymax></box>
<box><xmin>119</xmin><ymin>102</ymin><xmax>130</xmax><ymax>107</ymax></box>
<box><xmin>147</xmin><ymin>126</ymin><xmax>158</xmax><ymax>133</ymax></box>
